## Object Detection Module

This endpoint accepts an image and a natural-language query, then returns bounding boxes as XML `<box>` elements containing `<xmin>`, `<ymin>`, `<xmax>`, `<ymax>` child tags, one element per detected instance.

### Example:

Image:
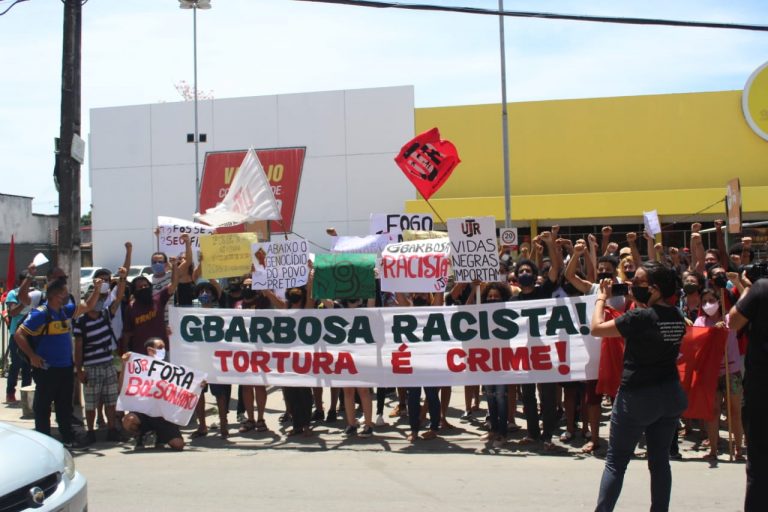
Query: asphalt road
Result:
<box><xmin>0</xmin><ymin>381</ymin><xmax>746</xmax><ymax>511</ymax></box>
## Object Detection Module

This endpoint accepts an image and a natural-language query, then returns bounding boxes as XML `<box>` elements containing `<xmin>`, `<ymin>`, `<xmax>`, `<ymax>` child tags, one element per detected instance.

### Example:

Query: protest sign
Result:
<box><xmin>643</xmin><ymin>210</ymin><xmax>662</xmax><ymax>236</ymax></box>
<box><xmin>199</xmin><ymin>233</ymin><xmax>257</xmax><ymax>279</ymax></box>
<box><xmin>370</xmin><ymin>213</ymin><xmax>433</xmax><ymax>243</ymax></box>
<box><xmin>116</xmin><ymin>353</ymin><xmax>206</xmax><ymax>426</ymax></box>
<box><xmin>402</xmin><ymin>230</ymin><xmax>448</xmax><ymax>241</ymax></box>
<box><xmin>251</xmin><ymin>239</ymin><xmax>309</xmax><ymax>290</ymax></box>
<box><xmin>330</xmin><ymin>235</ymin><xmax>390</xmax><ymax>254</ymax></box>
<box><xmin>158</xmin><ymin>216</ymin><xmax>215</xmax><ymax>259</ymax></box>
<box><xmin>448</xmin><ymin>217</ymin><xmax>500</xmax><ymax>283</ymax></box>
<box><xmin>394</xmin><ymin>128</ymin><xmax>460</xmax><ymax>200</ymax></box>
<box><xmin>312</xmin><ymin>253</ymin><xmax>376</xmax><ymax>300</ymax></box>
<box><xmin>379</xmin><ymin>239</ymin><xmax>450</xmax><ymax>292</ymax></box>
<box><xmin>169</xmin><ymin>295</ymin><xmax>599</xmax><ymax>387</ymax></box>
<box><xmin>32</xmin><ymin>252</ymin><xmax>49</xmax><ymax>267</ymax></box>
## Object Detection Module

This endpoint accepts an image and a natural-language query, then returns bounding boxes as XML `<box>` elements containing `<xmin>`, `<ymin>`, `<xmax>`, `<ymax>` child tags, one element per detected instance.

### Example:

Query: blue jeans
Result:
<box><xmin>596</xmin><ymin>379</ymin><xmax>687</xmax><ymax>512</ymax></box>
<box><xmin>5</xmin><ymin>338</ymin><xmax>32</xmax><ymax>395</ymax></box>
<box><xmin>407</xmin><ymin>387</ymin><xmax>439</xmax><ymax>434</ymax></box>
<box><xmin>484</xmin><ymin>385</ymin><xmax>508</xmax><ymax>436</ymax></box>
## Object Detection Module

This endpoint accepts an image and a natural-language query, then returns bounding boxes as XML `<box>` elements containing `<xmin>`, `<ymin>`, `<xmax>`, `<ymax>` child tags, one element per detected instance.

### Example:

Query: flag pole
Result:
<box><xmin>420</xmin><ymin>194</ymin><xmax>445</xmax><ymax>225</ymax></box>
<box><xmin>721</xmin><ymin>298</ymin><xmax>734</xmax><ymax>462</ymax></box>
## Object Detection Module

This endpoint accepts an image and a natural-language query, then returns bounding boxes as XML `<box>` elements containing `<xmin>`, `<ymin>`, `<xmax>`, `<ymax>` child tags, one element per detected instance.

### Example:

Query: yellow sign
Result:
<box><xmin>743</xmin><ymin>61</ymin><xmax>768</xmax><ymax>142</ymax></box>
<box><xmin>199</xmin><ymin>233</ymin><xmax>257</xmax><ymax>279</ymax></box>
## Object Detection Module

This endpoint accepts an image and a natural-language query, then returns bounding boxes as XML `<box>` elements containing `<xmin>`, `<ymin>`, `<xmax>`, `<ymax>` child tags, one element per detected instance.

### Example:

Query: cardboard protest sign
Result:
<box><xmin>448</xmin><ymin>217</ymin><xmax>500</xmax><ymax>283</ymax></box>
<box><xmin>330</xmin><ymin>235</ymin><xmax>389</xmax><ymax>254</ymax></box>
<box><xmin>116</xmin><ymin>353</ymin><xmax>206</xmax><ymax>426</ymax></box>
<box><xmin>169</xmin><ymin>295</ymin><xmax>600</xmax><ymax>387</ymax></box>
<box><xmin>379</xmin><ymin>239</ymin><xmax>450</xmax><ymax>292</ymax></box>
<box><xmin>251</xmin><ymin>239</ymin><xmax>309</xmax><ymax>290</ymax></box>
<box><xmin>199</xmin><ymin>233</ymin><xmax>257</xmax><ymax>279</ymax></box>
<box><xmin>643</xmin><ymin>210</ymin><xmax>662</xmax><ymax>237</ymax></box>
<box><xmin>394</xmin><ymin>128</ymin><xmax>460</xmax><ymax>200</ymax></box>
<box><xmin>370</xmin><ymin>213</ymin><xmax>434</xmax><ymax>243</ymax></box>
<box><xmin>312</xmin><ymin>253</ymin><xmax>376</xmax><ymax>300</ymax></box>
<box><xmin>158</xmin><ymin>216</ymin><xmax>215</xmax><ymax>260</ymax></box>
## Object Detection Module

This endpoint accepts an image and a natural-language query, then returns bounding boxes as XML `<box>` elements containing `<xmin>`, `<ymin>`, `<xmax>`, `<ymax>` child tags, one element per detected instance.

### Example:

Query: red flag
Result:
<box><xmin>5</xmin><ymin>234</ymin><xmax>15</xmax><ymax>291</ymax></box>
<box><xmin>677</xmin><ymin>326</ymin><xmax>728</xmax><ymax>420</ymax></box>
<box><xmin>394</xmin><ymin>128</ymin><xmax>460</xmax><ymax>200</ymax></box>
<box><xmin>596</xmin><ymin>306</ymin><xmax>625</xmax><ymax>398</ymax></box>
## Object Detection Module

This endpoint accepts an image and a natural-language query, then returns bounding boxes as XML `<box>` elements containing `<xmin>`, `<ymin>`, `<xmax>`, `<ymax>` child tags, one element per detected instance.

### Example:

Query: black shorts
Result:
<box><xmin>137</xmin><ymin>412</ymin><xmax>182</xmax><ymax>444</ymax></box>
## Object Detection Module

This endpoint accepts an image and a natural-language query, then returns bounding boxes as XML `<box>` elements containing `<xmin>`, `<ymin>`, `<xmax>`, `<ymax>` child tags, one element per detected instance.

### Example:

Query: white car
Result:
<box><xmin>124</xmin><ymin>265</ymin><xmax>153</xmax><ymax>284</ymax></box>
<box><xmin>0</xmin><ymin>422</ymin><xmax>87</xmax><ymax>511</ymax></box>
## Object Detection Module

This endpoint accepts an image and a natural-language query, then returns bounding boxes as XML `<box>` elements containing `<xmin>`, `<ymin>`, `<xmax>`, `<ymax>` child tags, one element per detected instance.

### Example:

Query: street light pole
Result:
<box><xmin>179</xmin><ymin>0</ymin><xmax>211</xmax><ymax>213</ymax></box>
<box><xmin>498</xmin><ymin>0</ymin><xmax>512</xmax><ymax>229</ymax></box>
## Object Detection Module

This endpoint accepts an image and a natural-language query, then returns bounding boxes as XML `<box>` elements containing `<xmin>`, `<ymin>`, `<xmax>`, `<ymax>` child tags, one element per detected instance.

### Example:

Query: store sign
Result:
<box><xmin>199</xmin><ymin>148</ymin><xmax>306</xmax><ymax>234</ymax></box>
<box><xmin>742</xmin><ymin>60</ymin><xmax>768</xmax><ymax>142</ymax></box>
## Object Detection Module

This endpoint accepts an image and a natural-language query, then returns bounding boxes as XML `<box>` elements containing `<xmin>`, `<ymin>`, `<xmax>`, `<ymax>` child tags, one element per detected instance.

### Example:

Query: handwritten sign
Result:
<box><xmin>370</xmin><ymin>213</ymin><xmax>434</xmax><ymax>243</ymax></box>
<box><xmin>116</xmin><ymin>353</ymin><xmax>206</xmax><ymax>426</ymax></box>
<box><xmin>251</xmin><ymin>240</ymin><xmax>310</xmax><ymax>290</ymax></box>
<box><xmin>199</xmin><ymin>233</ymin><xmax>257</xmax><ymax>279</ymax></box>
<box><xmin>448</xmin><ymin>216</ymin><xmax>500</xmax><ymax>283</ymax></box>
<box><xmin>313</xmin><ymin>253</ymin><xmax>376</xmax><ymax>300</ymax></box>
<box><xmin>158</xmin><ymin>216</ymin><xmax>215</xmax><ymax>259</ymax></box>
<box><xmin>643</xmin><ymin>210</ymin><xmax>662</xmax><ymax>237</ymax></box>
<box><xmin>379</xmin><ymin>239</ymin><xmax>450</xmax><ymax>292</ymax></box>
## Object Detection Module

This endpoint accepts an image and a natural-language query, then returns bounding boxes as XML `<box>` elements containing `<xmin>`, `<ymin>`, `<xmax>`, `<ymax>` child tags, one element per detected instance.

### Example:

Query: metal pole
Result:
<box><xmin>499</xmin><ymin>0</ymin><xmax>512</xmax><ymax>229</ymax></box>
<box><xmin>193</xmin><ymin>5</ymin><xmax>200</xmax><ymax>213</ymax></box>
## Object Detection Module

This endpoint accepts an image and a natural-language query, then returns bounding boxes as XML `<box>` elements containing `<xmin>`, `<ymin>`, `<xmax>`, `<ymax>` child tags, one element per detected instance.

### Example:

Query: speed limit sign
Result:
<box><xmin>499</xmin><ymin>228</ymin><xmax>518</xmax><ymax>248</ymax></box>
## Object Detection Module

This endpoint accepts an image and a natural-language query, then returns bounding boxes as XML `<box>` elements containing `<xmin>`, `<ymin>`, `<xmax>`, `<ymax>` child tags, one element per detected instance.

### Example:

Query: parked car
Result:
<box><xmin>0</xmin><ymin>422</ymin><xmax>87</xmax><ymax>511</ymax></box>
<box><xmin>79</xmin><ymin>266</ymin><xmax>110</xmax><ymax>299</ymax></box>
<box><xmin>124</xmin><ymin>265</ymin><xmax>153</xmax><ymax>283</ymax></box>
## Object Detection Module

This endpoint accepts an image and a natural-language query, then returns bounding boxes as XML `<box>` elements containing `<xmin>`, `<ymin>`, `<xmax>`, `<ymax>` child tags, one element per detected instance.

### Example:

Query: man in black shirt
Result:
<box><xmin>730</xmin><ymin>273</ymin><xmax>768</xmax><ymax>512</ymax></box>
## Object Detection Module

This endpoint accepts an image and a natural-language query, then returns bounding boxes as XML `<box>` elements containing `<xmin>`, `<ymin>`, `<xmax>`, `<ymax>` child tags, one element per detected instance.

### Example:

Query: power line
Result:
<box><xmin>0</xmin><ymin>0</ymin><xmax>29</xmax><ymax>16</ymax></box>
<box><xmin>295</xmin><ymin>0</ymin><xmax>768</xmax><ymax>32</ymax></box>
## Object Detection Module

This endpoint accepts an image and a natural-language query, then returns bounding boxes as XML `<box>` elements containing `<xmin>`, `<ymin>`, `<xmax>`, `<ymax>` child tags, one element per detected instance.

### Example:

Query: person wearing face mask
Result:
<box><xmin>73</xmin><ymin>267</ymin><xmax>128</xmax><ymax>444</ymax></box>
<box><xmin>679</xmin><ymin>271</ymin><xmax>705</xmax><ymax>323</ymax></box>
<box><xmin>708</xmin><ymin>265</ymin><xmax>739</xmax><ymax>310</ymax></box>
<box><xmin>693</xmin><ymin>288</ymin><xmax>744</xmax><ymax>461</ymax></box>
<box><xmin>121</xmin><ymin>261</ymin><xmax>178</xmax><ymax>356</ymax></box>
<box><xmin>591</xmin><ymin>261</ymin><xmax>688</xmax><ymax>512</ymax></box>
<box><xmin>512</xmin><ymin>230</ymin><xmax>562</xmax><ymax>450</ymax></box>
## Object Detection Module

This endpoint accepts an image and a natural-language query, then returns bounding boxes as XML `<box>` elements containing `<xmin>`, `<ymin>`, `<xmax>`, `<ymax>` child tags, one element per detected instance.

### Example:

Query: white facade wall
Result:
<box><xmin>89</xmin><ymin>86</ymin><xmax>415</xmax><ymax>269</ymax></box>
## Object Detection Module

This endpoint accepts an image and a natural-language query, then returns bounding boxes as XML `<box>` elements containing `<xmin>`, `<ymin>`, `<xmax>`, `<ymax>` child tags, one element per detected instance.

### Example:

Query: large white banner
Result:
<box><xmin>251</xmin><ymin>239</ymin><xmax>309</xmax><ymax>290</ymax></box>
<box><xmin>448</xmin><ymin>216</ymin><xmax>500</xmax><ymax>283</ymax></box>
<box><xmin>157</xmin><ymin>216</ymin><xmax>215</xmax><ymax>260</ymax></box>
<box><xmin>379</xmin><ymin>239</ymin><xmax>450</xmax><ymax>293</ymax></box>
<box><xmin>370</xmin><ymin>213</ymin><xmax>434</xmax><ymax>242</ymax></box>
<box><xmin>330</xmin><ymin>235</ymin><xmax>390</xmax><ymax>254</ymax></box>
<box><xmin>169</xmin><ymin>296</ymin><xmax>599</xmax><ymax>387</ymax></box>
<box><xmin>116</xmin><ymin>354</ymin><xmax>206</xmax><ymax>426</ymax></box>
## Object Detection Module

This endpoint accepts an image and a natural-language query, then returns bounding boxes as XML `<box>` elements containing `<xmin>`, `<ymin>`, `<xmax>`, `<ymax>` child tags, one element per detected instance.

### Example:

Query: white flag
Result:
<box><xmin>195</xmin><ymin>148</ymin><xmax>282</xmax><ymax>227</ymax></box>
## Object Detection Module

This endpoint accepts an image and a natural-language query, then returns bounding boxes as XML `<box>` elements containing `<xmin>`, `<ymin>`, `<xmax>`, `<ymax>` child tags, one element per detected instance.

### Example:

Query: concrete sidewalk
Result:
<box><xmin>0</xmin><ymin>378</ymin><xmax>746</xmax><ymax>511</ymax></box>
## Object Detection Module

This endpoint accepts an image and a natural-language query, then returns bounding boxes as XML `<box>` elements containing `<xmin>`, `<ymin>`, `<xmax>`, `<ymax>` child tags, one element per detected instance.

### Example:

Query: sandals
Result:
<box><xmin>189</xmin><ymin>428</ymin><xmax>208</xmax><ymax>439</ymax></box>
<box><xmin>581</xmin><ymin>441</ymin><xmax>600</xmax><ymax>454</ymax></box>
<box><xmin>239</xmin><ymin>419</ymin><xmax>256</xmax><ymax>433</ymax></box>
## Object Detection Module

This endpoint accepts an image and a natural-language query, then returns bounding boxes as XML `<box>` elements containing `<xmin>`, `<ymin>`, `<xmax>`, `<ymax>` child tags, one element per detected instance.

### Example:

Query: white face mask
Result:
<box><xmin>154</xmin><ymin>349</ymin><xmax>166</xmax><ymax>361</ymax></box>
<box><xmin>100</xmin><ymin>282</ymin><xmax>110</xmax><ymax>294</ymax></box>
<box><xmin>702</xmin><ymin>302</ymin><xmax>720</xmax><ymax>317</ymax></box>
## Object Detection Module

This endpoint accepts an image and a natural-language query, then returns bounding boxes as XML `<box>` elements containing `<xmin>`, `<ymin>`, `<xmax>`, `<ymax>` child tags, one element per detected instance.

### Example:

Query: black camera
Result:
<box><xmin>742</xmin><ymin>261</ymin><xmax>768</xmax><ymax>283</ymax></box>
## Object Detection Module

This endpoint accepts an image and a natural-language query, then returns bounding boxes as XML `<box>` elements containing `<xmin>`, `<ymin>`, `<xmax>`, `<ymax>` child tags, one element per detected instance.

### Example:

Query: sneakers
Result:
<box><xmin>459</xmin><ymin>411</ymin><xmax>472</xmax><ymax>422</ymax></box>
<box><xmin>359</xmin><ymin>425</ymin><xmax>374</xmax><ymax>438</ymax></box>
<box><xmin>5</xmin><ymin>393</ymin><xmax>17</xmax><ymax>404</ymax></box>
<box><xmin>375</xmin><ymin>414</ymin><xmax>386</xmax><ymax>427</ymax></box>
<box><xmin>343</xmin><ymin>425</ymin><xmax>358</xmax><ymax>438</ymax></box>
<box><xmin>325</xmin><ymin>409</ymin><xmax>338</xmax><ymax>423</ymax></box>
<box><xmin>311</xmin><ymin>409</ymin><xmax>325</xmax><ymax>422</ymax></box>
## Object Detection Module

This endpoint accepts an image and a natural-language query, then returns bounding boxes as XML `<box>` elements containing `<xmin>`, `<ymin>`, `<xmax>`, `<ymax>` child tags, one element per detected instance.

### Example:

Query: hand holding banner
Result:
<box><xmin>116</xmin><ymin>353</ymin><xmax>206</xmax><ymax>426</ymax></box>
<box><xmin>394</xmin><ymin>128</ymin><xmax>460</xmax><ymax>200</ymax></box>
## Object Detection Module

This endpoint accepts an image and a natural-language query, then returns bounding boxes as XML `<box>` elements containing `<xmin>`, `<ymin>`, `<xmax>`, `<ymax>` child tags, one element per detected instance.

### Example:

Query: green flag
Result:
<box><xmin>312</xmin><ymin>253</ymin><xmax>376</xmax><ymax>300</ymax></box>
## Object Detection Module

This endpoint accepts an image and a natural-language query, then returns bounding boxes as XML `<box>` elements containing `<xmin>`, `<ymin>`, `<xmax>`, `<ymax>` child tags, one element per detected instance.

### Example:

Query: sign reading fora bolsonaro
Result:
<box><xmin>199</xmin><ymin>148</ymin><xmax>306</xmax><ymax>233</ymax></box>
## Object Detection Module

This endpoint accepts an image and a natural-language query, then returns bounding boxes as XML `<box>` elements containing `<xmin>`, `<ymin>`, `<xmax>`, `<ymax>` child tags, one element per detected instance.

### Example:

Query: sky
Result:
<box><xmin>0</xmin><ymin>0</ymin><xmax>766</xmax><ymax>215</ymax></box>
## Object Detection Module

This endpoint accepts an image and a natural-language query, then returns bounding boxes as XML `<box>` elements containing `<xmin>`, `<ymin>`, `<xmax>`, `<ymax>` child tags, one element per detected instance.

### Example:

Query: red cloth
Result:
<box><xmin>5</xmin><ymin>234</ymin><xmax>15</xmax><ymax>292</ymax></box>
<box><xmin>677</xmin><ymin>326</ymin><xmax>728</xmax><ymax>420</ymax></box>
<box><xmin>596</xmin><ymin>306</ymin><xmax>624</xmax><ymax>398</ymax></box>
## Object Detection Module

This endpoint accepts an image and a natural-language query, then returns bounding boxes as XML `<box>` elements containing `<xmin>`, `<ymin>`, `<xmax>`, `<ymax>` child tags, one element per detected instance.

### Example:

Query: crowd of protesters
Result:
<box><xmin>2</xmin><ymin>221</ymin><xmax>767</xmax><ymax>510</ymax></box>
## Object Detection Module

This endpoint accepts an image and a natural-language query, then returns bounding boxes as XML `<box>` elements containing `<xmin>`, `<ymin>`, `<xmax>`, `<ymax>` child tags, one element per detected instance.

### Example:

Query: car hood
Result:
<box><xmin>0</xmin><ymin>422</ymin><xmax>65</xmax><ymax>495</ymax></box>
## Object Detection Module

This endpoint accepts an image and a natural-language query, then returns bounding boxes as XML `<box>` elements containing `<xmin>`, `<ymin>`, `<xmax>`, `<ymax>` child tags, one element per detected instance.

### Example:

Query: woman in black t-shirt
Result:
<box><xmin>590</xmin><ymin>261</ymin><xmax>688</xmax><ymax>512</ymax></box>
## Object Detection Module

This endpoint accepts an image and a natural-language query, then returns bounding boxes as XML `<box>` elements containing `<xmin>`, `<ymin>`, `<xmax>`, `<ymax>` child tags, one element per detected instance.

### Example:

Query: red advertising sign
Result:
<box><xmin>199</xmin><ymin>148</ymin><xmax>306</xmax><ymax>234</ymax></box>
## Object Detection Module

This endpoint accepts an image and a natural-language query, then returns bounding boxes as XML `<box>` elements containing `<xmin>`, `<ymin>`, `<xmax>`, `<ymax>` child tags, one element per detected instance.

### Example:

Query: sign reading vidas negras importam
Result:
<box><xmin>169</xmin><ymin>296</ymin><xmax>600</xmax><ymax>387</ymax></box>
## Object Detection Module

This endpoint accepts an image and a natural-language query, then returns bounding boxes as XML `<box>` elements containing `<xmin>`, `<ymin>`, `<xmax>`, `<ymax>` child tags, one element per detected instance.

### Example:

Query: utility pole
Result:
<box><xmin>56</xmin><ymin>0</ymin><xmax>82</xmax><ymax>284</ymax></box>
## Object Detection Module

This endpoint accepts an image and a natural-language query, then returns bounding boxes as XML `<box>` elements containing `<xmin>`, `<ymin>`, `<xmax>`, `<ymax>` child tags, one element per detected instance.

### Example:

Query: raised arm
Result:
<box><xmin>690</xmin><ymin>224</ymin><xmax>705</xmax><ymax>274</ymax></box>
<box><xmin>74</xmin><ymin>278</ymin><xmax>104</xmax><ymax>318</ymax></box>
<box><xmin>565</xmin><ymin>242</ymin><xmax>593</xmax><ymax>294</ymax></box>
<box><xmin>17</xmin><ymin>263</ymin><xmax>36</xmax><ymax>306</ymax></box>
<box><xmin>540</xmin><ymin>230</ymin><xmax>561</xmax><ymax>284</ymax></box>
<box><xmin>714</xmin><ymin>219</ymin><xmax>730</xmax><ymax>269</ymax></box>
<box><xmin>110</xmin><ymin>267</ymin><xmax>128</xmax><ymax>317</ymax></box>
<box><xmin>626</xmin><ymin>232</ymin><xmax>643</xmax><ymax>267</ymax></box>
<box><xmin>600</xmin><ymin>226</ymin><xmax>612</xmax><ymax>257</ymax></box>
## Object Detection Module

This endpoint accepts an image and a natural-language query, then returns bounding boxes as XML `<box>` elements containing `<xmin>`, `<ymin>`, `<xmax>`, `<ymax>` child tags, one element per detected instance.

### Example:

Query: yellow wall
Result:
<box><xmin>409</xmin><ymin>91</ymin><xmax>768</xmax><ymax>221</ymax></box>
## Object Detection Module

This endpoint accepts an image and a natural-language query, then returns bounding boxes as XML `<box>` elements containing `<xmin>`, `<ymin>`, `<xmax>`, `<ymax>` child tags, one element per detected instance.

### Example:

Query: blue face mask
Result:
<box><xmin>198</xmin><ymin>293</ymin><xmax>211</xmax><ymax>305</ymax></box>
<box><xmin>151</xmin><ymin>262</ymin><xmax>165</xmax><ymax>274</ymax></box>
